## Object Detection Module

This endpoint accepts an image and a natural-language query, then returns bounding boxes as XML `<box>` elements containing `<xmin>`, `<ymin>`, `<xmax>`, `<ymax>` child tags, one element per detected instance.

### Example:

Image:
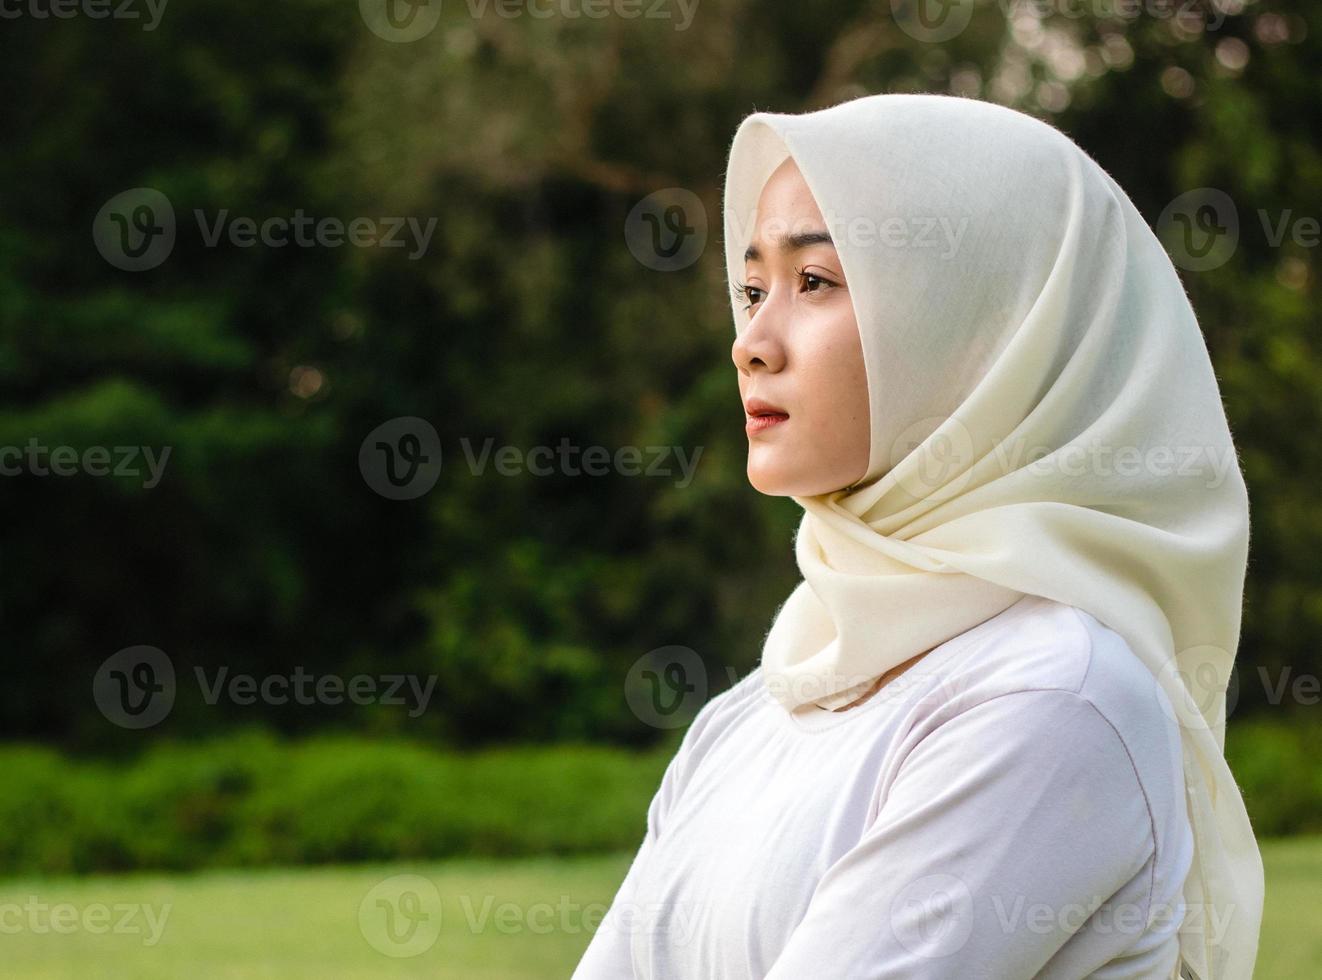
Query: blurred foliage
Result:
<box><xmin>0</xmin><ymin>730</ymin><xmax>677</xmax><ymax>875</ymax></box>
<box><xmin>1226</xmin><ymin>709</ymin><xmax>1322</xmax><ymax>837</ymax></box>
<box><xmin>0</xmin><ymin>711</ymin><xmax>1314</xmax><ymax>877</ymax></box>
<box><xmin>0</xmin><ymin>0</ymin><xmax>1317</xmax><ymax>752</ymax></box>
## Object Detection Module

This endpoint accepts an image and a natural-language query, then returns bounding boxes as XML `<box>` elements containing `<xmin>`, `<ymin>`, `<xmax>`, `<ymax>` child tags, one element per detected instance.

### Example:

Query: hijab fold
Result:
<box><xmin>722</xmin><ymin>93</ymin><xmax>1259</xmax><ymax>980</ymax></box>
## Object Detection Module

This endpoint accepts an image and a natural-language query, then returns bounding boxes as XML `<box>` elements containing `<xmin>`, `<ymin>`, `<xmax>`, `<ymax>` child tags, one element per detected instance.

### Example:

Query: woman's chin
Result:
<box><xmin>747</xmin><ymin>454</ymin><xmax>868</xmax><ymax>497</ymax></box>
<box><xmin>747</xmin><ymin>461</ymin><xmax>822</xmax><ymax>498</ymax></box>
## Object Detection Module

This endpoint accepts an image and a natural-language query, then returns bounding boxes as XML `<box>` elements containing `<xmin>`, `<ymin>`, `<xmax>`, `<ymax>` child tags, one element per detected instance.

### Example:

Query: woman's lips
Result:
<box><xmin>746</xmin><ymin>412</ymin><xmax>790</xmax><ymax>434</ymax></box>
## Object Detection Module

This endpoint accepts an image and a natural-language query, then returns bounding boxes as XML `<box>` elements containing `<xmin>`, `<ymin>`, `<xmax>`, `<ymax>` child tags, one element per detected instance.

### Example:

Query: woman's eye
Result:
<box><xmin>734</xmin><ymin>283</ymin><xmax>765</xmax><ymax>310</ymax></box>
<box><xmin>798</xmin><ymin>269</ymin><xmax>833</xmax><ymax>293</ymax></box>
<box><xmin>733</xmin><ymin>271</ymin><xmax>834</xmax><ymax>311</ymax></box>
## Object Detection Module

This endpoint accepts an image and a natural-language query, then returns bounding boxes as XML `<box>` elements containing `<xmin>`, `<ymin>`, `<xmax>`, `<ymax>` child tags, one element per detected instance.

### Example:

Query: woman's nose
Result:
<box><xmin>732</xmin><ymin>313</ymin><xmax>787</xmax><ymax>375</ymax></box>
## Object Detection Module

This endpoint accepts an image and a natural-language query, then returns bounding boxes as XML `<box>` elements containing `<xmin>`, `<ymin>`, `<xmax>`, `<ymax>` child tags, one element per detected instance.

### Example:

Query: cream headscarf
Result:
<box><xmin>722</xmin><ymin>93</ymin><xmax>1259</xmax><ymax>980</ymax></box>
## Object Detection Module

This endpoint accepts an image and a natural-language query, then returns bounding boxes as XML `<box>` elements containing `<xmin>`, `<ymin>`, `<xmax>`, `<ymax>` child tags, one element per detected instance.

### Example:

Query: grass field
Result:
<box><xmin>0</xmin><ymin>836</ymin><xmax>1316</xmax><ymax>978</ymax></box>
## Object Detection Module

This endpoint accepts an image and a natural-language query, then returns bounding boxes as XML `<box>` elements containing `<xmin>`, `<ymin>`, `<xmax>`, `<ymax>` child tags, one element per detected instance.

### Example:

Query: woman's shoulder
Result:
<box><xmin>922</xmin><ymin>594</ymin><xmax>1174</xmax><ymax>732</ymax></box>
<box><xmin>896</xmin><ymin>595</ymin><xmax>1188</xmax><ymax>818</ymax></box>
<box><xmin>914</xmin><ymin>594</ymin><xmax>1189</xmax><ymax>853</ymax></box>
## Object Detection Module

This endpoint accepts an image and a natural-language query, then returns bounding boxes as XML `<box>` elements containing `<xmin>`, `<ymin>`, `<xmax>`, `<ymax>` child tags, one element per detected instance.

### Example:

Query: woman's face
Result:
<box><xmin>732</xmin><ymin>157</ymin><xmax>870</xmax><ymax>497</ymax></box>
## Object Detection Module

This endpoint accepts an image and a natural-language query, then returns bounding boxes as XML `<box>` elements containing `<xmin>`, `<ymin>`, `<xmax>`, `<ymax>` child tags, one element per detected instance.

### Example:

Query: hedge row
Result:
<box><xmin>1226</xmin><ymin>713</ymin><xmax>1322</xmax><ymax>838</ymax></box>
<box><xmin>0</xmin><ymin>713</ymin><xmax>1314</xmax><ymax>877</ymax></box>
<box><xmin>0</xmin><ymin>731</ymin><xmax>675</xmax><ymax>876</ymax></box>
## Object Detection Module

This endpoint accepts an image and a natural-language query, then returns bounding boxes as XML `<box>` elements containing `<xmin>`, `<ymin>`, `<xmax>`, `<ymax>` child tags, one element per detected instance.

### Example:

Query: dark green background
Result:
<box><xmin>1</xmin><ymin>0</ymin><xmax>1317</xmax><ymax>760</ymax></box>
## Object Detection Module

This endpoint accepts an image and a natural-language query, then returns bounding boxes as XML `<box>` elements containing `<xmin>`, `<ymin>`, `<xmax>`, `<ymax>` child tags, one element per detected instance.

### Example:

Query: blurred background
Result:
<box><xmin>1</xmin><ymin>0</ymin><xmax>1319</xmax><ymax>975</ymax></box>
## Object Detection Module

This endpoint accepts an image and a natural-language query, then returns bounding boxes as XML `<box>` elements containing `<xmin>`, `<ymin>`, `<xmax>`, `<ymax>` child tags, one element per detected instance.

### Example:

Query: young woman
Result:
<box><xmin>573</xmin><ymin>93</ymin><xmax>1260</xmax><ymax>980</ymax></box>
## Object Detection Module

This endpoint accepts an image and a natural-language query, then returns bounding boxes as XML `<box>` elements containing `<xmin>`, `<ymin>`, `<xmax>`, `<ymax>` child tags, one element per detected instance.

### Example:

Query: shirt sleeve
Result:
<box><xmin>571</xmin><ymin>689</ymin><xmax>728</xmax><ymax>979</ymax></box>
<box><xmin>763</xmin><ymin>689</ymin><xmax>1158</xmax><ymax>980</ymax></box>
<box><xmin>570</xmin><ymin>824</ymin><xmax>657</xmax><ymax>979</ymax></box>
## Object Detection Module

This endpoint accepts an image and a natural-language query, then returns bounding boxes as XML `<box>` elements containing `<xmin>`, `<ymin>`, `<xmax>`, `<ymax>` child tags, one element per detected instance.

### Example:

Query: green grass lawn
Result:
<box><xmin>0</xmin><ymin>837</ymin><xmax>1316</xmax><ymax>978</ymax></box>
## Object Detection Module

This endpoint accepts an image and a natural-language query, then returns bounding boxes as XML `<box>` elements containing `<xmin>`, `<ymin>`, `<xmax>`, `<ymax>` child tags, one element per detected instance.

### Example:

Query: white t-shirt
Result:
<box><xmin>572</xmin><ymin>594</ymin><xmax>1194</xmax><ymax>980</ymax></box>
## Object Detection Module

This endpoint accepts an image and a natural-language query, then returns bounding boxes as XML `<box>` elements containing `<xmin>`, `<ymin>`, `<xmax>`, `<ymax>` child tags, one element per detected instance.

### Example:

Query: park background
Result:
<box><xmin>1</xmin><ymin>0</ymin><xmax>1319</xmax><ymax>975</ymax></box>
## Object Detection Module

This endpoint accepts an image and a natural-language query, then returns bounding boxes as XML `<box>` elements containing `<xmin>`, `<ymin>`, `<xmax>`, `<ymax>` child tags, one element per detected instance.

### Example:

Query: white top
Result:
<box><xmin>572</xmin><ymin>594</ymin><xmax>1195</xmax><ymax>979</ymax></box>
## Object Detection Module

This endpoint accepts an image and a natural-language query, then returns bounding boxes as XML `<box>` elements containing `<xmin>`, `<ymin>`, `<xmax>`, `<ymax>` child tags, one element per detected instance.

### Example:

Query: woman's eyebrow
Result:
<box><xmin>744</xmin><ymin>229</ymin><xmax>835</xmax><ymax>263</ymax></box>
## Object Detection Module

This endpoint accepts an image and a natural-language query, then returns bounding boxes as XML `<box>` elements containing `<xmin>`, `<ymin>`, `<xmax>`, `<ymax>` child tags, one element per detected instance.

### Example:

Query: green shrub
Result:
<box><xmin>0</xmin><ymin>731</ymin><xmax>676</xmax><ymax>875</ymax></box>
<box><xmin>3</xmin><ymin>713</ymin><xmax>1311</xmax><ymax>878</ymax></box>
<box><xmin>1227</xmin><ymin>712</ymin><xmax>1322</xmax><ymax>839</ymax></box>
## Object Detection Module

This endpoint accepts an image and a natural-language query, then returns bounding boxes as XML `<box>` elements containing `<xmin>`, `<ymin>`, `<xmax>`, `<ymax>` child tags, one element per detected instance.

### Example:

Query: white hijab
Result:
<box><xmin>722</xmin><ymin>93</ymin><xmax>1259</xmax><ymax>980</ymax></box>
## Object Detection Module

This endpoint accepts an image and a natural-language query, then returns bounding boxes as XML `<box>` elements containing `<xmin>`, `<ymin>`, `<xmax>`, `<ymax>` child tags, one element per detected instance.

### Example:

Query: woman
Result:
<box><xmin>572</xmin><ymin>93</ymin><xmax>1260</xmax><ymax>980</ymax></box>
